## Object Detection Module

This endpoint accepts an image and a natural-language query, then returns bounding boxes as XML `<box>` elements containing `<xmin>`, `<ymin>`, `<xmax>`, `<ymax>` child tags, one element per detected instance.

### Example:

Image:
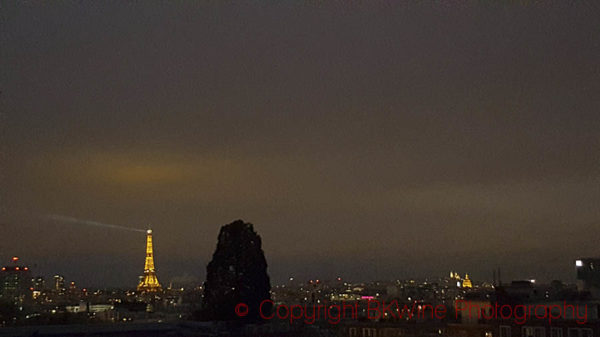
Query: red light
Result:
<box><xmin>1</xmin><ymin>267</ymin><xmax>5</xmax><ymax>271</ymax></box>
<box><xmin>15</xmin><ymin>267</ymin><xmax>19</xmax><ymax>271</ymax></box>
<box><xmin>12</xmin><ymin>256</ymin><xmax>19</xmax><ymax>262</ymax></box>
<box><xmin>24</xmin><ymin>267</ymin><xmax>28</xmax><ymax>271</ymax></box>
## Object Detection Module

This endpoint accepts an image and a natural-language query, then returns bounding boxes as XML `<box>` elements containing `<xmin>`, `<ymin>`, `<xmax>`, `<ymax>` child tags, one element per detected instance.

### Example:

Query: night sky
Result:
<box><xmin>2</xmin><ymin>1</ymin><xmax>599</xmax><ymax>288</ymax></box>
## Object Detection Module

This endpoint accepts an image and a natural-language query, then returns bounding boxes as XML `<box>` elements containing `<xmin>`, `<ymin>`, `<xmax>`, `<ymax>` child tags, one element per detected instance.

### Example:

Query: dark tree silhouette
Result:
<box><xmin>202</xmin><ymin>220</ymin><xmax>272</xmax><ymax>322</ymax></box>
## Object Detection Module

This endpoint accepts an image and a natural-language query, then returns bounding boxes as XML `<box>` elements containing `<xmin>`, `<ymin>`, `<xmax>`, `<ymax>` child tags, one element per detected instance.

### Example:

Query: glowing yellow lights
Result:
<box><xmin>137</xmin><ymin>229</ymin><xmax>162</xmax><ymax>292</ymax></box>
<box><xmin>462</xmin><ymin>274</ymin><xmax>473</xmax><ymax>288</ymax></box>
<box><xmin>450</xmin><ymin>270</ymin><xmax>473</xmax><ymax>288</ymax></box>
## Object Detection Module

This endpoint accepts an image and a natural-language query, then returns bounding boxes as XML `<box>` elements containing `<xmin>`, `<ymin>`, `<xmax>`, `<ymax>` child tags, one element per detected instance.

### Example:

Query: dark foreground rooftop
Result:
<box><xmin>0</xmin><ymin>321</ymin><xmax>217</xmax><ymax>337</ymax></box>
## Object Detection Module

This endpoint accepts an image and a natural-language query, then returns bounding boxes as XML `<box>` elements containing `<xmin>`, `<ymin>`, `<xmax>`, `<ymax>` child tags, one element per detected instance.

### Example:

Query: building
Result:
<box><xmin>575</xmin><ymin>258</ymin><xmax>600</xmax><ymax>298</ymax></box>
<box><xmin>31</xmin><ymin>276</ymin><xmax>45</xmax><ymax>300</ymax></box>
<box><xmin>53</xmin><ymin>274</ymin><xmax>66</xmax><ymax>295</ymax></box>
<box><xmin>0</xmin><ymin>257</ymin><xmax>32</xmax><ymax>305</ymax></box>
<box><xmin>463</xmin><ymin>274</ymin><xmax>473</xmax><ymax>289</ymax></box>
<box><xmin>32</xmin><ymin>276</ymin><xmax>45</xmax><ymax>291</ymax></box>
<box><xmin>448</xmin><ymin>280</ymin><xmax>600</xmax><ymax>337</ymax></box>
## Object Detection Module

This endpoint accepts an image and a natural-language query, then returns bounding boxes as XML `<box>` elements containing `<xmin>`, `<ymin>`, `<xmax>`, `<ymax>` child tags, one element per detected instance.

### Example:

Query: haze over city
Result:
<box><xmin>2</xmin><ymin>1</ymin><xmax>599</xmax><ymax>288</ymax></box>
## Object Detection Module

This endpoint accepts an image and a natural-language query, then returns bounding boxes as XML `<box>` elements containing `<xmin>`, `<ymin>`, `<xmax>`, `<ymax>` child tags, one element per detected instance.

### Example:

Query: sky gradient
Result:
<box><xmin>2</xmin><ymin>1</ymin><xmax>599</xmax><ymax>287</ymax></box>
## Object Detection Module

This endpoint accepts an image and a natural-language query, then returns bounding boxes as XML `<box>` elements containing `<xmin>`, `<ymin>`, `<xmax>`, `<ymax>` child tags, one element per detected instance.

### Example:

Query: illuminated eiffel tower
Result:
<box><xmin>137</xmin><ymin>229</ymin><xmax>162</xmax><ymax>292</ymax></box>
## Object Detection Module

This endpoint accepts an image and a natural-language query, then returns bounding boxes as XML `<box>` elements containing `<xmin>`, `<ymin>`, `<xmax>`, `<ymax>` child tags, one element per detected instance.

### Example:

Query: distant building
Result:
<box><xmin>0</xmin><ymin>256</ymin><xmax>32</xmax><ymax>304</ymax></box>
<box><xmin>65</xmin><ymin>301</ymin><xmax>115</xmax><ymax>321</ymax></box>
<box><xmin>462</xmin><ymin>274</ymin><xmax>473</xmax><ymax>289</ymax></box>
<box><xmin>448</xmin><ymin>279</ymin><xmax>600</xmax><ymax>337</ymax></box>
<box><xmin>575</xmin><ymin>258</ymin><xmax>600</xmax><ymax>297</ymax></box>
<box><xmin>54</xmin><ymin>274</ymin><xmax>66</xmax><ymax>294</ymax></box>
<box><xmin>32</xmin><ymin>276</ymin><xmax>45</xmax><ymax>291</ymax></box>
<box><xmin>450</xmin><ymin>271</ymin><xmax>473</xmax><ymax>289</ymax></box>
<box><xmin>32</xmin><ymin>276</ymin><xmax>45</xmax><ymax>300</ymax></box>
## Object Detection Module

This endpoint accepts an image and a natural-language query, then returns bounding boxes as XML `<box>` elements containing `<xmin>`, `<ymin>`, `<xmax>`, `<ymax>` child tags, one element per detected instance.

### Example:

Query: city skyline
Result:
<box><xmin>2</xmin><ymin>1</ymin><xmax>600</xmax><ymax>287</ymax></box>
<box><xmin>0</xmin><ymin>220</ymin><xmax>592</xmax><ymax>288</ymax></box>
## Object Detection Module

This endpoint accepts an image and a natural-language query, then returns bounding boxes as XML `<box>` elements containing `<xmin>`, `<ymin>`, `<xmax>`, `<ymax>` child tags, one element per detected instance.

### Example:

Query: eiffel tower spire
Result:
<box><xmin>137</xmin><ymin>229</ymin><xmax>162</xmax><ymax>292</ymax></box>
